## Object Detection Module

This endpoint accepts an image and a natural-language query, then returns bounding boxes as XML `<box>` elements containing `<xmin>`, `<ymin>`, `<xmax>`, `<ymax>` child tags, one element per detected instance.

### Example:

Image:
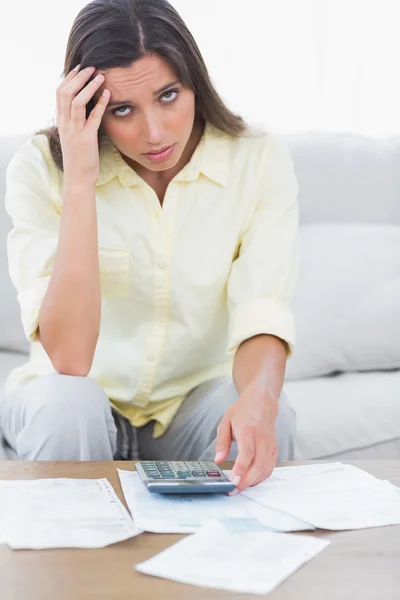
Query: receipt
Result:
<box><xmin>241</xmin><ymin>463</ymin><xmax>400</xmax><ymax>530</ymax></box>
<box><xmin>0</xmin><ymin>478</ymin><xmax>142</xmax><ymax>549</ymax></box>
<box><xmin>135</xmin><ymin>520</ymin><xmax>330</xmax><ymax>595</ymax></box>
<box><xmin>118</xmin><ymin>469</ymin><xmax>313</xmax><ymax>533</ymax></box>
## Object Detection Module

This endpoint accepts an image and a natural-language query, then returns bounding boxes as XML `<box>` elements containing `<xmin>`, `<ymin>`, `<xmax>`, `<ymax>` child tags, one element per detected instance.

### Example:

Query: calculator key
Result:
<box><xmin>206</xmin><ymin>471</ymin><xmax>221</xmax><ymax>477</ymax></box>
<box><xmin>191</xmin><ymin>472</ymin><xmax>206</xmax><ymax>477</ymax></box>
<box><xmin>176</xmin><ymin>471</ymin><xmax>191</xmax><ymax>478</ymax></box>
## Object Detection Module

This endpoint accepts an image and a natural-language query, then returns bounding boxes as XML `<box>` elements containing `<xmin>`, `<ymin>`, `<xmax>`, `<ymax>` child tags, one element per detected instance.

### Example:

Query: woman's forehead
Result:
<box><xmin>100</xmin><ymin>56</ymin><xmax>177</xmax><ymax>91</ymax></box>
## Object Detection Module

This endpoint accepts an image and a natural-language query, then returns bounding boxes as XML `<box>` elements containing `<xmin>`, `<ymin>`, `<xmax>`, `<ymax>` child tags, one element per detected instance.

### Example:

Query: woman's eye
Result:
<box><xmin>161</xmin><ymin>89</ymin><xmax>178</xmax><ymax>102</ymax></box>
<box><xmin>112</xmin><ymin>106</ymin><xmax>132</xmax><ymax>117</ymax></box>
<box><xmin>111</xmin><ymin>90</ymin><xmax>178</xmax><ymax>117</ymax></box>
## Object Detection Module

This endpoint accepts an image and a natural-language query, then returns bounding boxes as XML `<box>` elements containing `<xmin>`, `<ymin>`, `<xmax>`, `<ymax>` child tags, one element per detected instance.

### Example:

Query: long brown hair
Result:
<box><xmin>39</xmin><ymin>0</ymin><xmax>249</xmax><ymax>171</ymax></box>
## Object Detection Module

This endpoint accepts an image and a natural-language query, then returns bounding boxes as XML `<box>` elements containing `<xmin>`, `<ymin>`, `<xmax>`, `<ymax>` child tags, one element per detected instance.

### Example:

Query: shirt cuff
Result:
<box><xmin>228</xmin><ymin>296</ymin><xmax>296</xmax><ymax>358</ymax></box>
<box><xmin>17</xmin><ymin>276</ymin><xmax>51</xmax><ymax>342</ymax></box>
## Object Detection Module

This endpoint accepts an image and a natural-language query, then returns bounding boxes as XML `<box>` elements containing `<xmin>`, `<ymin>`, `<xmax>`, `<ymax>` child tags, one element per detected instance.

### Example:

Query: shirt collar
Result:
<box><xmin>96</xmin><ymin>121</ymin><xmax>230</xmax><ymax>188</ymax></box>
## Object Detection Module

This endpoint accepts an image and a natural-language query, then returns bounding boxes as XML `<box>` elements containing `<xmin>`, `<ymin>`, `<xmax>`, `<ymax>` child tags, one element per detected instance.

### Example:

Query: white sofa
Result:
<box><xmin>1</xmin><ymin>132</ymin><xmax>399</xmax><ymax>460</ymax></box>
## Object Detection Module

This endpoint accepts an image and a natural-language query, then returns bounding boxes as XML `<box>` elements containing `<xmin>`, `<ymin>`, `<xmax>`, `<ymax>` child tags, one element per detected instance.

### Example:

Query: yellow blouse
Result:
<box><xmin>5</xmin><ymin>122</ymin><xmax>299</xmax><ymax>437</ymax></box>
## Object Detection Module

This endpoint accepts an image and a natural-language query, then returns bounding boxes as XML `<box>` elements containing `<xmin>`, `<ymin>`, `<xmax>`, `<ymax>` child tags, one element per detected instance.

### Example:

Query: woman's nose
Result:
<box><xmin>142</xmin><ymin>116</ymin><xmax>165</xmax><ymax>146</ymax></box>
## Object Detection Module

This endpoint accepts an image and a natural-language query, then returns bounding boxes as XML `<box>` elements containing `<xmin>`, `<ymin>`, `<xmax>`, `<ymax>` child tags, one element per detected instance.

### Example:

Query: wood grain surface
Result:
<box><xmin>0</xmin><ymin>460</ymin><xmax>399</xmax><ymax>600</ymax></box>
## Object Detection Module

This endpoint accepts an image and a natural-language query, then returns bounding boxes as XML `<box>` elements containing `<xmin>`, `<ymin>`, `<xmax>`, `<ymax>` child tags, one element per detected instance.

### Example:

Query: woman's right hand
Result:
<box><xmin>56</xmin><ymin>65</ymin><xmax>110</xmax><ymax>185</ymax></box>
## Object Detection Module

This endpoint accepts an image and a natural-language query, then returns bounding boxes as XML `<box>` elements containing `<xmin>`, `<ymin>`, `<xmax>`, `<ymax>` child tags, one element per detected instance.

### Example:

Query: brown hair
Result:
<box><xmin>39</xmin><ymin>0</ymin><xmax>249</xmax><ymax>171</ymax></box>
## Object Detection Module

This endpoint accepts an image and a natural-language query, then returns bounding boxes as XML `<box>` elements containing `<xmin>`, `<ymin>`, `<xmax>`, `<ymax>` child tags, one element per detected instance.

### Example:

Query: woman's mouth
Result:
<box><xmin>143</xmin><ymin>144</ymin><xmax>176</xmax><ymax>162</ymax></box>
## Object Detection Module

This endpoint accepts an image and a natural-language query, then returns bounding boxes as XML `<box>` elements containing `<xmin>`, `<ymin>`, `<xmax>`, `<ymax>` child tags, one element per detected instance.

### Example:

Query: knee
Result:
<box><xmin>16</xmin><ymin>373</ymin><xmax>115</xmax><ymax>460</ymax></box>
<box><xmin>24</xmin><ymin>373</ymin><xmax>110</xmax><ymax>428</ymax></box>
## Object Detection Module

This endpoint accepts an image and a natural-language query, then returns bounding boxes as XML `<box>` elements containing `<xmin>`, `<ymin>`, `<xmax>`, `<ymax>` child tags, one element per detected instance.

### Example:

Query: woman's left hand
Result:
<box><xmin>214</xmin><ymin>382</ymin><xmax>279</xmax><ymax>494</ymax></box>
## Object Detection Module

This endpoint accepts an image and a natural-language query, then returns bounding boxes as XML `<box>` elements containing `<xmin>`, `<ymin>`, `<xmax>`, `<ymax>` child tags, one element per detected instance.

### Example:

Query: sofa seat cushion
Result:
<box><xmin>0</xmin><ymin>352</ymin><xmax>28</xmax><ymax>460</ymax></box>
<box><xmin>0</xmin><ymin>352</ymin><xmax>28</xmax><ymax>403</ymax></box>
<box><xmin>285</xmin><ymin>370</ymin><xmax>400</xmax><ymax>459</ymax></box>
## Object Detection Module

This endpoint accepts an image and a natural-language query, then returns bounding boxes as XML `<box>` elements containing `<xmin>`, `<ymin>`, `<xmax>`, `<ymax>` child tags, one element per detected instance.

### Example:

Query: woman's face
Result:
<box><xmin>97</xmin><ymin>55</ymin><xmax>197</xmax><ymax>173</ymax></box>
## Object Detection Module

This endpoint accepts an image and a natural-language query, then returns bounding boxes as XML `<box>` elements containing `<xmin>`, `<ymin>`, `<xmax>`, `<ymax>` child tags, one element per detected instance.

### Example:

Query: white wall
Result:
<box><xmin>1</xmin><ymin>0</ymin><xmax>399</xmax><ymax>136</ymax></box>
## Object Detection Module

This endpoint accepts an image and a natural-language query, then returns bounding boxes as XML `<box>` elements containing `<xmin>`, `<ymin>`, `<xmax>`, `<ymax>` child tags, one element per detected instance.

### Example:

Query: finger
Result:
<box><xmin>85</xmin><ymin>88</ymin><xmax>111</xmax><ymax>132</ymax></box>
<box><xmin>70</xmin><ymin>73</ymin><xmax>106</xmax><ymax>126</ymax></box>
<box><xmin>230</xmin><ymin>425</ymin><xmax>256</xmax><ymax>487</ymax></box>
<box><xmin>237</xmin><ymin>441</ymin><xmax>274</xmax><ymax>492</ymax></box>
<box><xmin>237</xmin><ymin>432</ymin><xmax>278</xmax><ymax>492</ymax></box>
<box><xmin>252</xmin><ymin>457</ymin><xmax>276</xmax><ymax>487</ymax></box>
<box><xmin>56</xmin><ymin>64</ymin><xmax>80</xmax><ymax>118</ymax></box>
<box><xmin>214</xmin><ymin>418</ymin><xmax>232</xmax><ymax>464</ymax></box>
<box><xmin>60</xmin><ymin>66</ymin><xmax>96</xmax><ymax>121</ymax></box>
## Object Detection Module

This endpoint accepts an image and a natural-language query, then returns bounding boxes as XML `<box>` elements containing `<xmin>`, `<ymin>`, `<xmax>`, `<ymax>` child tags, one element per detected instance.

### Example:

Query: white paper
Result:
<box><xmin>118</xmin><ymin>469</ymin><xmax>313</xmax><ymax>534</ymax></box>
<box><xmin>241</xmin><ymin>462</ymin><xmax>400</xmax><ymax>530</ymax></box>
<box><xmin>135</xmin><ymin>520</ymin><xmax>331</xmax><ymax>595</ymax></box>
<box><xmin>247</xmin><ymin>463</ymin><xmax>379</xmax><ymax>488</ymax></box>
<box><xmin>0</xmin><ymin>478</ymin><xmax>143</xmax><ymax>549</ymax></box>
<box><xmin>222</xmin><ymin>470</ymin><xmax>315</xmax><ymax>532</ymax></box>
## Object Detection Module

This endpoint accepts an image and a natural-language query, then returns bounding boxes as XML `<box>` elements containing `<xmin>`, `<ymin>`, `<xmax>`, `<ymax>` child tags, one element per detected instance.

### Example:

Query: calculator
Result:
<box><xmin>135</xmin><ymin>461</ymin><xmax>236</xmax><ymax>494</ymax></box>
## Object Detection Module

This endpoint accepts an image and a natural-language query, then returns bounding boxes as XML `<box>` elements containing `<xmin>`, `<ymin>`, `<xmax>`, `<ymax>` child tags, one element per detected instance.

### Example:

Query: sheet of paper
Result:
<box><xmin>241</xmin><ymin>463</ymin><xmax>400</xmax><ymax>530</ymax></box>
<box><xmin>0</xmin><ymin>478</ymin><xmax>143</xmax><ymax>549</ymax></box>
<box><xmin>118</xmin><ymin>469</ymin><xmax>313</xmax><ymax>534</ymax></box>
<box><xmin>135</xmin><ymin>519</ymin><xmax>330</xmax><ymax>595</ymax></box>
<box><xmin>242</xmin><ymin>462</ymin><xmax>379</xmax><ymax>491</ymax></box>
<box><xmin>222</xmin><ymin>470</ymin><xmax>315</xmax><ymax>532</ymax></box>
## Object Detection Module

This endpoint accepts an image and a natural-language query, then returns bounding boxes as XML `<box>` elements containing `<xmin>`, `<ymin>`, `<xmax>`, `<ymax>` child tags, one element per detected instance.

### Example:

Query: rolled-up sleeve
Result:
<box><xmin>227</xmin><ymin>134</ymin><xmax>299</xmax><ymax>357</ymax></box>
<box><xmin>5</xmin><ymin>136</ymin><xmax>60</xmax><ymax>342</ymax></box>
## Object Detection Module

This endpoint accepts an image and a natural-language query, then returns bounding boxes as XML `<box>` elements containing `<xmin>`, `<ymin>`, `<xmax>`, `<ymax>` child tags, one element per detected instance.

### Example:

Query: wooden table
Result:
<box><xmin>0</xmin><ymin>460</ymin><xmax>399</xmax><ymax>600</ymax></box>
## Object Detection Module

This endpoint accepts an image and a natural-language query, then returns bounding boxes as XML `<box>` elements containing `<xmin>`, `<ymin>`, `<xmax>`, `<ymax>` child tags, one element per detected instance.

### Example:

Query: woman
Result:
<box><xmin>0</xmin><ymin>0</ymin><xmax>299</xmax><ymax>493</ymax></box>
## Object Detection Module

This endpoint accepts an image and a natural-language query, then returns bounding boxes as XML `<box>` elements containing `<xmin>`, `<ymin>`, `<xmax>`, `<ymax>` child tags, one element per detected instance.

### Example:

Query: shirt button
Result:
<box><xmin>147</xmin><ymin>354</ymin><xmax>156</xmax><ymax>362</ymax></box>
<box><xmin>157</xmin><ymin>261</ymin><xmax>166</xmax><ymax>270</ymax></box>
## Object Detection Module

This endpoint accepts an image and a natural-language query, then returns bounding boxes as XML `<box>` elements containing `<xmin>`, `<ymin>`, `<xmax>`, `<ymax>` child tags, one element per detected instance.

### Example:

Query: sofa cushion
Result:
<box><xmin>0</xmin><ymin>135</ymin><xmax>31</xmax><ymax>354</ymax></box>
<box><xmin>285</xmin><ymin>370</ymin><xmax>400</xmax><ymax>459</ymax></box>
<box><xmin>285</xmin><ymin>223</ymin><xmax>400</xmax><ymax>380</ymax></box>
<box><xmin>0</xmin><ymin>352</ymin><xmax>27</xmax><ymax>460</ymax></box>
<box><xmin>0</xmin><ymin>351</ymin><xmax>28</xmax><ymax>405</ymax></box>
<box><xmin>285</xmin><ymin>132</ymin><xmax>400</xmax><ymax>225</ymax></box>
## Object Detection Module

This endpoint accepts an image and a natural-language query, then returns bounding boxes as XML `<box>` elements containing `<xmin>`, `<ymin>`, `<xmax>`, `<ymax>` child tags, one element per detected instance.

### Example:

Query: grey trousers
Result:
<box><xmin>0</xmin><ymin>373</ymin><xmax>296</xmax><ymax>462</ymax></box>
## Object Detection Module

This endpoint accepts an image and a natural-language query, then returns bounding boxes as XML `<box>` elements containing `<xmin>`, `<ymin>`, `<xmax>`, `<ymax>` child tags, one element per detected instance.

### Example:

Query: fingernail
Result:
<box><xmin>73</xmin><ymin>64</ymin><xmax>81</xmax><ymax>72</ymax></box>
<box><xmin>231</xmin><ymin>475</ymin><xmax>241</xmax><ymax>486</ymax></box>
<box><xmin>214</xmin><ymin>451</ymin><xmax>224</xmax><ymax>462</ymax></box>
<box><xmin>229</xmin><ymin>489</ymin><xmax>240</xmax><ymax>496</ymax></box>
<box><xmin>85</xmin><ymin>66</ymin><xmax>95</xmax><ymax>72</ymax></box>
